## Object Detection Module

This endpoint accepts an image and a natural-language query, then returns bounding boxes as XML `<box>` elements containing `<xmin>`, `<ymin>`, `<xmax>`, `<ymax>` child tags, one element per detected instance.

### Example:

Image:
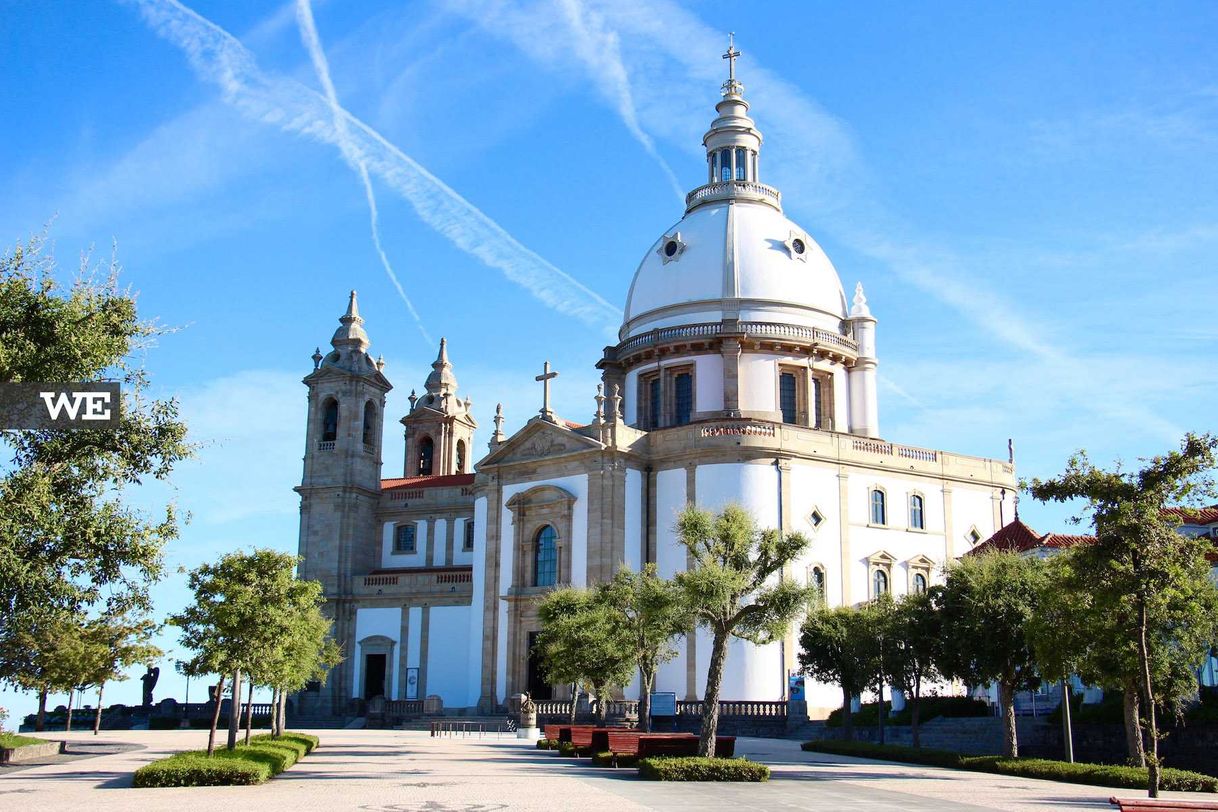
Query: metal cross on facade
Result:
<box><xmin>535</xmin><ymin>360</ymin><xmax>559</xmax><ymax>420</ymax></box>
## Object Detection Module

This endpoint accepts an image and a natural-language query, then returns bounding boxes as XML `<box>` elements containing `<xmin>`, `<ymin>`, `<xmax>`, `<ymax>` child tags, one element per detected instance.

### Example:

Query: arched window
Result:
<box><xmin>321</xmin><ymin>398</ymin><xmax>339</xmax><ymax>443</ymax></box>
<box><xmin>534</xmin><ymin>525</ymin><xmax>557</xmax><ymax>587</ymax></box>
<box><xmin>870</xmin><ymin>489</ymin><xmax>887</xmax><ymax>525</ymax></box>
<box><xmin>913</xmin><ymin>572</ymin><xmax>928</xmax><ymax>594</ymax></box>
<box><xmin>909</xmin><ymin>494</ymin><xmax>925</xmax><ymax>530</ymax></box>
<box><xmin>719</xmin><ymin>148</ymin><xmax>732</xmax><ymax>182</ymax></box>
<box><xmin>735</xmin><ymin>147</ymin><xmax>746</xmax><ymax>180</ymax></box>
<box><xmin>873</xmin><ymin>568</ymin><xmax>889</xmax><ymax>598</ymax></box>
<box><xmin>456</xmin><ymin>440</ymin><xmax>466</xmax><ymax>473</ymax></box>
<box><xmin>810</xmin><ymin>565</ymin><xmax>826</xmax><ymax>602</ymax></box>
<box><xmin>362</xmin><ymin>401</ymin><xmax>376</xmax><ymax>447</ymax></box>
<box><xmin>417</xmin><ymin>436</ymin><xmax>434</xmax><ymax>476</ymax></box>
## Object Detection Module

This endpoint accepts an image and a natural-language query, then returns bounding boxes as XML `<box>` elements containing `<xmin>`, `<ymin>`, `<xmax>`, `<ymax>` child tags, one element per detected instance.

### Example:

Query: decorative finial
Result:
<box><xmin>376</xmin><ymin>354</ymin><xmax>385</xmax><ymax>371</ymax></box>
<box><xmin>610</xmin><ymin>383</ymin><xmax>623</xmax><ymax>422</ymax></box>
<box><xmin>311</xmin><ymin>346</ymin><xmax>323</xmax><ymax>370</ymax></box>
<box><xmin>850</xmin><ymin>281</ymin><xmax>871</xmax><ymax>317</ymax></box>
<box><xmin>721</xmin><ymin>32</ymin><xmax>743</xmax><ymax>97</ymax></box>
<box><xmin>345</xmin><ymin>290</ymin><xmax>360</xmax><ymax>319</ymax></box>
<box><xmin>594</xmin><ymin>383</ymin><xmax>605</xmax><ymax>427</ymax></box>
<box><xmin>490</xmin><ymin>402</ymin><xmax>506</xmax><ymax>448</ymax></box>
<box><xmin>408</xmin><ymin>388</ymin><xmax>418</xmax><ymax>410</ymax></box>
<box><xmin>464</xmin><ymin>396</ymin><xmax>472</xmax><ymax>412</ymax></box>
<box><xmin>535</xmin><ymin>360</ymin><xmax>559</xmax><ymax>422</ymax></box>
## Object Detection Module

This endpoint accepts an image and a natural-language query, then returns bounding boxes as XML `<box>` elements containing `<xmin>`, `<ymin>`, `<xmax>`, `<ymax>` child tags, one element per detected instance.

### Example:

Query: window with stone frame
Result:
<box><xmin>873</xmin><ymin>568</ymin><xmax>889</xmax><ymax>598</ymax></box>
<box><xmin>811</xmin><ymin>371</ymin><xmax>833</xmax><ymax>430</ymax></box>
<box><xmin>533</xmin><ymin>525</ymin><xmax>558</xmax><ymax>587</ymax></box>
<box><xmin>417</xmin><ymin>436</ymin><xmax>434</xmax><ymax>476</ymax></box>
<box><xmin>394</xmin><ymin>524</ymin><xmax>417</xmax><ymax>553</ymax></box>
<box><xmin>867</xmin><ymin>550</ymin><xmax>896</xmax><ymax>601</ymax></box>
<box><xmin>869</xmin><ymin>488</ymin><xmax>888</xmax><ymax>526</ymax></box>
<box><xmin>808</xmin><ymin>564</ymin><xmax>827</xmax><ymax>604</ymax></box>
<box><xmin>909</xmin><ymin>493</ymin><xmax>925</xmax><ymax>530</ymax></box>
<box><xmin>362</xmin><ymin>400</ymin><xmax>377</xmax><ymax>447</ymax></box>
<box><xmin>778</xmin><ymin>365</ymin><xmax>810</xmax><ymax>426</ymax></box>
<box><xmin>639</xmin><ymin>372</ymin><xmax>662</xmax><ymax>430</ymax></box>
<box><xmin>463</xmin><ymin>519</ymin><xmax>475</xmax><ymax>552</ymax></box>
<box><xmin>668</xmin><ymin>365</ymin><xmax>695</xmax><ymax>427</ymax></box>
<box><xmin>321</xmin><ymin>397</ymin><xmax>339</xmax><ymax>443</ymax></box>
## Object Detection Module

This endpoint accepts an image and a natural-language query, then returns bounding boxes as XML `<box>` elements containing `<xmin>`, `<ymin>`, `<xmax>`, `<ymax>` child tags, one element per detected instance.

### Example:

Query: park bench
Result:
<box><xmin>1109</xmin><ymin>798</ymin><xmax>1218</xmax><ymax>811</ymax></box>
<box><xmin>605</xmin><ymin>731</ymin><xmax>736</xmax><ymax>758</ymax></box>
<box><xmin>568</xmin><ymin>726</ymin><xmax>632</xmax><ymax>752</ymax></box>
<box><xmin>542</xmin><ymin>724</ymin><xmax>594</xmax><ymax>744</ymax></box>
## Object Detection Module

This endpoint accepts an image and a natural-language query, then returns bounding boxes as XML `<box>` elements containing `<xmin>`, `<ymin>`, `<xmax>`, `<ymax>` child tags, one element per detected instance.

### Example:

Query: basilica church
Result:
<box><xmin>294</xmin><ymin>50</ymin><xmax>1017</xmax><ymax>721</ymax></box>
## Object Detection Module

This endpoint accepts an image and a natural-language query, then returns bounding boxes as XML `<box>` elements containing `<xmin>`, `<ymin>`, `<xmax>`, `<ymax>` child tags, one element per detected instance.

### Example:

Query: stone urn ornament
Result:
<box><xmin>517</xmin><ymin>692</ymin><xmax>539</xmax><ymax>740</ymax></box>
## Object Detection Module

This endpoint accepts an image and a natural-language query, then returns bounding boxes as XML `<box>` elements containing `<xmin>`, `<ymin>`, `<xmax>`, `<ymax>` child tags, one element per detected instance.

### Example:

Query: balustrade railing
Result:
<box><xmin>897</xmin><ymin>446</ymin><xmax>938</xmax><ymax>462</ymax></box>
<box><xmin>364</xmin><ymin>575</ymin><xmax>399</xmax><ymax>587</ymax></box>
<box><xmin>674</xmin><ymin>700</ymin><xmax>788</xmax><ymax>718</ymax></box>
<box><xmin>620</xmin><ymin>321</ymin><xmax>858</xmax><ymax>356</ymax></box>
<box><xmin>384</xmin><ymin>699</ymin><xmax>425</xmax><ymax>717</ymax></box>
<box><xmin>534</xmin><ymin>700</ymin><xmax>573</xmax><ymax>717</ymax></box>
<box><xmin>436</xmin><ymin>571</ymin><xmax>472</xmax><ymax>584</ymax></box>
<box><xmin>685</xmin><ymin>180</ymin><xmax>782</xmax><ymax>211</ymax></box>
<box><xmin>317</xmin><ymin>441</ymin><xmax>335</xmax><ymax>451</ymax></box>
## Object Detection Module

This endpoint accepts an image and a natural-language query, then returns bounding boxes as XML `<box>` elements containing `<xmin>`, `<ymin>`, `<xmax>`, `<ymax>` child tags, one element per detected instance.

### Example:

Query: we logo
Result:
<box><xmin>0</xmin><ymin>382</ymin><xmax>121</xmax><ymax>429</ymax></box>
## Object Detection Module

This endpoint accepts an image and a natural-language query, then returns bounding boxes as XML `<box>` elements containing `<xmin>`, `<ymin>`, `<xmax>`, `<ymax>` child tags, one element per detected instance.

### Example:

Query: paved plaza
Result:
<box><xmin>0</xmin><ymin>729</ymin><xmax>1196</xmax><ymax>811</ymax></box>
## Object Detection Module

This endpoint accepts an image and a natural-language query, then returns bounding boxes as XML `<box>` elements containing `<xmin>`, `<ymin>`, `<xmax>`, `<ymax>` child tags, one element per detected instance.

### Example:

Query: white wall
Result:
<box><xmin>352</xmin><ymin>607</ymin><xmax>402</xmax><ymax>698</ymax></box>
<box><xmin>625</xmin><ymin>467</ymin><xmax>642</xmax><ymax>572</ymax></box>
<box><xmin>452</xmin><ymin>517</ymin><xmax>474</xmax><ymax>566</ymax></box>
<box><xmin>789</xmin><ymin>462</ymin><xmax>845</xmax><ymax>607</ymax></box>
<box><xmin>427</xmin><ymin>606</ymin><xmax>472</xmax><ymax>707</ymax></box>
<box><xmin>431</xmin><ymin>518</ymin><xmax>447</xmax><ymax>567</ymax></box>
<box><xmin>738</xmin><ymin>355</ymin><xmax>776</xmax><ymax>414</ymax></box>
<box><xmin>654</xmin><ymin>467</ymin><xmax>687</xmax><ymax>695</ymax></box>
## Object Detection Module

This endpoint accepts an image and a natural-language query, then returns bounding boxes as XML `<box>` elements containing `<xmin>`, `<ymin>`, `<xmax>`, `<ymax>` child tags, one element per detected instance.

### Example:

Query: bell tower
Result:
<box><xmin>401</xmin><ymin>338</ymin><xmax>478</xmax><ymax>477</ymax></box>
<box><xmin>296</xmin><ymin>290</ymin><xmax>392</xmax><ymax>593</ymax></box>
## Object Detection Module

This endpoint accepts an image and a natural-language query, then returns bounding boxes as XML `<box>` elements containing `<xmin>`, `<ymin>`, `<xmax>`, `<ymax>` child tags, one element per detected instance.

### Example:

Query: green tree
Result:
<box><xmin>172</xmin><ymin>550</ymin><xmax>316</xmax><ymax>754</ymax></box>
<box><xmin>0</xmin><ymin>235</ymin><xmax>191</xmax><ymax>691</ymax></box>
<box><xmin>598</xmin><ymin>565</ymin><xmax>691</xmax><ymax>732</ymax></box>
<box><xmin>8</xmin><ymin>613</ymin><xmax>88</xmax><ymax>731</ymax></box>
<box><xmin>884</xmin><ymin>590</ymin><xmax>943</xmax><ymax>748</ymax></box>
<box><xmin>798</xmin><ymin>601</ymin><xmax>883</xmax><ymax>742</ymax></box>
<box><xmin>78</xmin><ymin>611</ymin><xmax>162</xmax><ymax>735</ymax></box>
<box><xmin>536</xmin><ymin>587</ymin><xmax>634</xmax><ymax>725</ymax></box>
<box><xmin>1028</xmin><ymin>434</ymin><xmax>1218</xmax><ymax>798</ymax></box>
<box><xmin>938</xmin><ymin>551</ymin><xmax>1044</xmax><ymax>757</ymax></box>
<box><xmin>675</xmin><ymin>504</ymin><xmax>817</xmax><ymax>757</ymax></box>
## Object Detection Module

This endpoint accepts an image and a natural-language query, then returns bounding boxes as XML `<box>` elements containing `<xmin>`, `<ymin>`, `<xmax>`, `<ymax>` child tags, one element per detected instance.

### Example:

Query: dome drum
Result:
<box><xmin>607</xmin><ymin>318</ymin><xmax>858</xmax><ymax>372</ymax></box>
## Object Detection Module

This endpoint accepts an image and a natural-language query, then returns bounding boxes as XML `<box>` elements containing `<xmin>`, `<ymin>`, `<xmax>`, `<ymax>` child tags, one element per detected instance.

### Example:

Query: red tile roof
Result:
<box><xmin>380</xmin><ymin>473</ymin><xmax>475</xmax><ymax>490</ymax></box>
<box><xmin>1164</xmin><ymin>504</ymin><xmax>1218</xmax><ymax>526</ymax></box>
<box><xmin>967</xmin><ymin>519</ymin><xmax>1096</xmax><ymax>557</ymax></box>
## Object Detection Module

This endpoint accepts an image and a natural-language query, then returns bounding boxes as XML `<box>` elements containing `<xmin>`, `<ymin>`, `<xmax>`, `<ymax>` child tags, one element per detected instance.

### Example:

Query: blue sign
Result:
<box><xmin>788</xmin><ymin>674</ymin><xmax>805</xmax><ymax>701</ymax></box>
<box><xmin>650</xmin><ymin>691</ymin><xmax>677</xmax><ymax>717</ymax></box>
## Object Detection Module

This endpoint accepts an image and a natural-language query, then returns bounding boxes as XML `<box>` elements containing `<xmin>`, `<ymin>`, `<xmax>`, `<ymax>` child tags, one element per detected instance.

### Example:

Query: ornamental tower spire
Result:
<box><xmin>689</xmin><ymin>34</ymin><xmax>773</xmax><ymax>214</ymax></box>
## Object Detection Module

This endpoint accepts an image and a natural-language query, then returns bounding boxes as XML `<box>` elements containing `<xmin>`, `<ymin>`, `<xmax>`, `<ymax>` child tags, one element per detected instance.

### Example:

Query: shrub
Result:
<box><xmin>132</xmin><ymin>732</ymin><xmax>320</xmax><ymax>787</ymax></box>
<box><xmin>536</xmin><ymin>738</ymin><xmax>557</xmax><ymax>750</ymax></box>
<box><xmin>800</xmin><ymin>741</ymin><xmax>1218</xmax><ymax>793</ymax></box>
<box><xmin>591</xmin><ymin>750</ymin><xmax>639</xmax><ymax>768</ymax></box>
<box><xmin>557</xmin><ymin>741</ymin><xmax>590</xmax><ymax>757</ymax></box>
<box><xmin>638</xmin><ymin>756</ymin><xmax>769</xmax><ymax>782</ymax></box>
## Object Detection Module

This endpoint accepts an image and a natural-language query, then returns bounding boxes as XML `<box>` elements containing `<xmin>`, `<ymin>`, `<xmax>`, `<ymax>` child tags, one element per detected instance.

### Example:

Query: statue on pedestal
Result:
<box><xmin>140</xmin><ymin>665</ymin><xmax>160</xmax><ymax>707</ymax></box>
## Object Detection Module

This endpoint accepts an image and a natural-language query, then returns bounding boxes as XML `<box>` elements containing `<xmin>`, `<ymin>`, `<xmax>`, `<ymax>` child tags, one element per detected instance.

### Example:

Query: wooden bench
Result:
<box><xmin>604</xmin><ymin>731</ymin><xmax>736</xmax><ymax>758</ymax></box>
<box><xmin>1110</xmin><ymin>798</ymin><xmax>1218</xmax><ymax>811</ymax></box>
<box><xmin>542</xmin><ymin>724</ymin><xmax>594</xmax><ymax>744</ymax></box>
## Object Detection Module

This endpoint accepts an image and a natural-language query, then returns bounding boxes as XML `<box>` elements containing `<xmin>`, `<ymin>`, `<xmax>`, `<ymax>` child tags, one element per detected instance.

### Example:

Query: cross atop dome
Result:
<box><xmin>722</xmin><ymin>32</ymin><xmax>743</xmax><ymax>97</ymax></box>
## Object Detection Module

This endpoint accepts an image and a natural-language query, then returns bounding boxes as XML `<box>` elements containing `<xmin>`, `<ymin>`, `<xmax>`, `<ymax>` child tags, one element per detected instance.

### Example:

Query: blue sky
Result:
<box><xmin>2</xmin><ymin>0</ymin><xmax>1216</xmax><ymax>719</ymax></box>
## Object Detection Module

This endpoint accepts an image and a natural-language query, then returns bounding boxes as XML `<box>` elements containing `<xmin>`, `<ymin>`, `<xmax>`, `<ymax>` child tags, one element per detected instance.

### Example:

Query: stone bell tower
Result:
<box><xmin>400</xmin><ymin>338</ymin><xmax>478</xmax><ymax>477</ymax></box>
<box><xmin>296</xmin><ymin>290</ymin><xmax>392</xmax><ymax>593</ymax></box>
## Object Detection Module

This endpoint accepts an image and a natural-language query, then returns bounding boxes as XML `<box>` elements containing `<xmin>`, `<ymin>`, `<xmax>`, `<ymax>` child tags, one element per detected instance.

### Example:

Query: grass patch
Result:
<box><xmin>801</xmin><ymin>740</ymin><xmax>1218</xmax><ymax>793</ymax></box>
<box><xmin>132</xmin><ymin>732</ymin><xmax>319</xmax><ymax>787</ymax></box>
<box><xmin>1</xmin><ymin>733</ymin><xmax>49</xmax><ymax>749</ymax></box>
<box><xmin>638</xmin><ymin>756</ymin><xmax>770</xmax><ymax>782</ymax></box>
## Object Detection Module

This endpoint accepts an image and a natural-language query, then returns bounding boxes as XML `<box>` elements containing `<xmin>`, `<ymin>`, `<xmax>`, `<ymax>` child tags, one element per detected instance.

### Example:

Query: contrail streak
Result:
<box><xmin>295</xmin><ymin>0</ymin><xmax>431</xmax><ymax>344</ymax></box>
<box><xmin>128</xmin><ymin>0</ymin><xmax>622</xmax><ymax>337</ymax></box>
<box><xmin>555</xmin><ymin>0</ymin><xmax>685</xmax><ymax>203</ymax></box>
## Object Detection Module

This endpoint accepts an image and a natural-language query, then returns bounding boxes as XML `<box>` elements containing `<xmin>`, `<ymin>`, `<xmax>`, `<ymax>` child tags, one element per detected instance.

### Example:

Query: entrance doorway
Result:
<box><xmin>526</xmin><ymin>632</ymin><xmax>552</xmax><ymax>700</ymax></box>
<box><xmin>363</xmin><ymin>653</ymin><xmax>387</xmax><ymax>700</ymax></box>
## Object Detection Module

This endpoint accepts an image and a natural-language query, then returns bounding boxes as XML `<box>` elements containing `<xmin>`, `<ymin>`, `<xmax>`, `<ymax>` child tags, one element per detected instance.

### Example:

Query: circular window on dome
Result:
<box><xmin>792</xmin><ymin>238</ymin><xmax>806</xmax><ymax>255</ymax></box>
<box><xmin>785</xmin><ymin>231</ymin><xmax>809</xmax><ymax>263</ymax></box>
<box><xmin>656</xmin><ymin>232</ymin><xmax>686</xmax><ymax>264</ymax></box>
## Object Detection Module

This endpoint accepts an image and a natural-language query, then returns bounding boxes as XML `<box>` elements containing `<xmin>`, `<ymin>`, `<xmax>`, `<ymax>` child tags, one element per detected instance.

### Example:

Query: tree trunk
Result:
<box><xmin>1061</xmin><ymin>680</ymin><xmax>1074</xmax><ymax>763</ymax></box>
<box><xmin>270</xmin><ymin>688</ymin><xmax>280</xmax><ymax>737</ymax></box>
<box><xmin>568</xmin><ymin>683</ymin><xmax>578</xmax><ymax>725</ymax></box>
<box><xmin>1137</xmin><ymin>598</ymin><xmax>1160</xmax><ymax>798</ymax></box>
<box><xmin>593</xmin><ymin>682</ymin><xmax>606</xmax><ymax>726</ymax></box>
<box><xmin>841</xmin><ymin>686</ymin><xmax>854</xmax><ymax>742</ymax></box>
<box><xmin>1123</xmin><ymin>686</ymin><xmax>1145</xmax><ymax>766</ymax></box>
<box><xmin>244</xmin><ymin>679</ymin><xmax>255</xmax><ymax>745</ymax></box>
<box><xmin>999</xmin><ymin>680</ymin><xmax>1018</xmax><ymax>758</ymax></box>
<box><xmin>207</xmin><ymin>675</ymin><xmax>226</xmax><ymax>757</ymax></box>
<box><xmin>638</xmin><ymin>668</ymin><xmax>654</xmax><ymax>733</ymax></box>
<box><xmin>697</xmin><ymin>629</ymin><xmax>729</xmax><ymax>758</ymax></box>
<box><xmin>65</xmin><ymin>688</ymin><xmax>75</xmax><ymax>733</ymax></box>
<box><xmin>278</xmin><ymin>689</ymin><xmax>287</xmax><ymax>736</ymax></box>
<box><xmin>911</xmin><ymin>684</ymin><xmax>921</xmax><ymax>749</ymax></box>
<box><xmin>93</xmin><ymin>683</ymin><xmax>105</xmax><ymax>735</ymax></box>
<box><xmin>36</xmin><ymin>688</ymin><xmax>48</xmax><ymax>732</ymax></box>
<box><xmin>227</xmin><ymin>669</ymin><xmax>242</xmax><ymax>750</ymax></box>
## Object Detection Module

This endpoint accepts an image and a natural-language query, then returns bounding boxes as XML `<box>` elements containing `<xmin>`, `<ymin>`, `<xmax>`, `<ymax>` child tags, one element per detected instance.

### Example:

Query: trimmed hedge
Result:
<box><xmin>132</xmin><ymin>732</ymin><xmax>319</xmax><ymax>787</ymax></box>
<box><xmin>557</xmin><ymin>741</ymin><xmax>592</xmax><ymax>757</ymax></box>
<box><xmin>592</xmin><ymin>750</ymin><xmax>639</xmax><ymax>768</ymax></box>
<box><xmin>638</xmin><ymin>756</ymin><xmax>770</xmax><ymax>782</ymax></box>
<box><xmin>536</xmin><ymin>738</ymin><xmax>557</xmax><ymax>750</ymax></box>
<box><xmin>801</xmin><ymin>740</ymin><xmax>1218</xmax><ymax>793</ymax></box>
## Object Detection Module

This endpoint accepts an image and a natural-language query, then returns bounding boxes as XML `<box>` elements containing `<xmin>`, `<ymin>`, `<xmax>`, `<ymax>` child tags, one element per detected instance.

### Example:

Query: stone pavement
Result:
<box><xmin>0</xmin><ymin>728</ymin><xmax>1198</xmax><ymax>811</ymax></box>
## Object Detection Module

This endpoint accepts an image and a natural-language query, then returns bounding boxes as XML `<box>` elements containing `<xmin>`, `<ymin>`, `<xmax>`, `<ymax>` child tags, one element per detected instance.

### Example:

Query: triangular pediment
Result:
<box><xmin>479</xmin><ymin>418</ymin><xmax>603</xmax><ymax>467</ymax></box>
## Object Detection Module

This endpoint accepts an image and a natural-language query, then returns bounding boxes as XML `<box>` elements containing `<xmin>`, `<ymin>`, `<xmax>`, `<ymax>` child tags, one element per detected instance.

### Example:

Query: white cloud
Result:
<box><xmin>128</xmin><ymin>0</ymin><xmax>622</xmax><ymax>338</ymax></box>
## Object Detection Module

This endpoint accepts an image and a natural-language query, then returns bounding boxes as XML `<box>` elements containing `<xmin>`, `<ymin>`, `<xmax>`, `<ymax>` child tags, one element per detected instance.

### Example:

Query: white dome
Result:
<box><xmin>621</xmin><ymin>200</ymin><xmax>848</xmax><ymax>340</ymax></box>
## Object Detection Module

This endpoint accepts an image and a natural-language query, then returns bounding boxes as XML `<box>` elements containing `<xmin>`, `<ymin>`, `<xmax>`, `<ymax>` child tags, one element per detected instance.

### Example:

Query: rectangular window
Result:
<box><xmin>779</xmin><ymin>372</ymin><xmax>798</xmax><ymax>424</ymax></box>
<box><xmin>647</xmin><ymin>375</ymin><xmax>661</xmax><ymax>429</ymax></box>
<box><xmin>673</xmin><ymin>371</ymin><xmax>693</xmax><ymax>426</ymax></box>
<box><xmin>394</xmin><ymin>524</ymin><xmax>417</xmax><ymax>553</ymax></box>
<box><xmin>811</xmin><ymin>377</ymin><xmax>823</xmax><ymax>428</ymax></box>
<box><xmin>463</xmin><ymin>520</ymin><xmax>475</xmax><ymax>551</ymax></box>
